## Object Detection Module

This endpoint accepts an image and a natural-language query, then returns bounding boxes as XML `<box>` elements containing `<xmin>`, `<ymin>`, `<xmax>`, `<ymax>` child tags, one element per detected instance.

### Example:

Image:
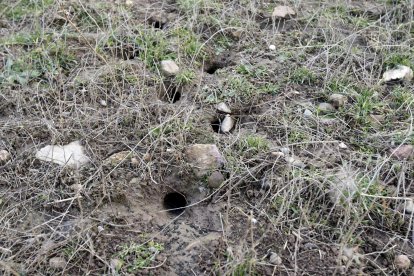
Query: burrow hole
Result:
<box><xmin>160</xmin><ymin>83</ymin><xmax>181</xmax><ymax>103</ymax></box>
<box><xmin>151</xmin><ymin>20</ymin><xmax>166</xmax><ymax>29</ymax></box>
<box><xmin>205</xmin><ymin>61</ymin><xmax>226</xmax><ymax>74</ymax></box>
<box><xmin>163</xmin><ymin>192</ymin><xmax>187</xmax><ymax>215</ymax></box>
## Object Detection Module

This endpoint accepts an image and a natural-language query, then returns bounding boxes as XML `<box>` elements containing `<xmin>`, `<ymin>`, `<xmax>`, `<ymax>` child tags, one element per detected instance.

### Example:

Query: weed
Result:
<box><xmin>0</xmin><ymin>0</ymin><xmax>54</xmax><ymax>20</ymax></box>
<box><xmin>290</xmin><ymin>67</ymin><xmax>317</xmax><ymax>85</ymax></box>
<box><xmin>117</xmin><ymin>240</ymin><xmax>164</xmax><ymax>272</ymax></box>
<box><xmin>239</xmin><ymin>135</ymin><xmax>269</xmax><ymax>153</ymax></box>
<box><xmin>175</xmin><ymin>69</ymin><xmax>196</xmax><ymax>85</ymax></box>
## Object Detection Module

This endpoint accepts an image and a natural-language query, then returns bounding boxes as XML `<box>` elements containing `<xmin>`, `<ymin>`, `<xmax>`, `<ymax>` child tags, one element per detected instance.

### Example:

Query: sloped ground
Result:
<box><xmin>1</xmin><ymin>0</ymin><xmax>414</xmax><ymax>275</ymax></box>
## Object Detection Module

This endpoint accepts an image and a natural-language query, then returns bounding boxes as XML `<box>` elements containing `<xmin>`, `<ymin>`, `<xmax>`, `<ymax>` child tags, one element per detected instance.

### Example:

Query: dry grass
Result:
<box><xmin>1</xmin><ymin>0</ymin><xmax>414</xmax><ymax>275</ymax></box>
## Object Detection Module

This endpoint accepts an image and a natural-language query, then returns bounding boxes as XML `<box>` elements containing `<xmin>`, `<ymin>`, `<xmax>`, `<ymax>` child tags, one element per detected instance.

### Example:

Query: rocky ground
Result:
<box><xmin>1</xmin><ymin>0</ymin><xmax>414</xmax><ymax>275</ymax></box>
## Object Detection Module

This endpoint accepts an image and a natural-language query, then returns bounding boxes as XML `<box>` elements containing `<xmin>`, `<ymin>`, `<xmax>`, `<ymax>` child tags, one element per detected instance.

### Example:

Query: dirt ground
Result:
<box><xmin>1</xmin><ymin>0</ymin><xmax>414</xmax><ymax>275</ymax></box>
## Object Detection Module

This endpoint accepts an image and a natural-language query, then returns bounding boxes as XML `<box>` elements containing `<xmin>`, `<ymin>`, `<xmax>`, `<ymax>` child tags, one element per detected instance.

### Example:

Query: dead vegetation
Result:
<box><xmin>1</xmin><ymin>0</ymin><xmax>414</xmax><ymax>275</ymax></box>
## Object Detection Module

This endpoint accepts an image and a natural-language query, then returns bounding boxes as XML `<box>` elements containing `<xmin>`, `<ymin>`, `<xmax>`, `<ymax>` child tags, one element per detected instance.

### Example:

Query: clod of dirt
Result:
<box><xmin>272</xmin><ymin>5</ymin><xmax>296</xmax><ymax>19</ymax></box>
<box><xmin>220</xmin><ymin>115</ymin><xmax>235</xmax><ymax>133</ymax></box>
<box><xmin>329</xmin><ymin>94</ymin><xmax>347</xmax><ymax>108</ymax></box>
<box><xmin>49</xmin><ymin>257</ymin><xmax>66</xmax><ymax>270</ymax></box>
<box><xmin>207</xmin><ymin>171</ymin><xmax>225</xmax><ymax>188</ymax></box>
<box><xmin>382</xmin><ymin>65</ymin><xmax>413</xmax><ymax>83</ymax></box>
<box><xmin>369</xmin><ymin>114</ymin><xmax>385</xmax><ymax>126</ymax></box>
<box><xmin>185</xmin><ymin>144</ymin><xmax>226</xmax><ymax>177</ymax></box>
<box><xmin>390</xmin><ymin>145</ymin><xmax>413</xmax><ymax>160</ymax></box>
<box><xmin>317</xmin><ymin>102</ymin><xmax>335</xmax><ymax>114</ymax></box>
<box><xmin>163</xmin><ymin>192</ymin><xmax>187</xmax><ymax>215</ymax></box>
<box><xmin>160</xmin><ymin>60</ymin><xmax>180</xmax><ymax>76</ymax></box>
<box><xmin>216</xmin><ymin>102</ymin><xmax>231</xmax><ymax>114</ymax></box>
<box><xmin>394</xmin><ymin>254</ymin><xmax>411</xmax><ymax>270</ymax></box>
<box><xmin>269</xmin><ymin>252</ymin><xmax>282</xmax><ymax>265</ymax></box>
<box><xmin>0</xmin><ymin>149</ymin><xmax>11</xmax><ymax>164</ymax></box>
<box><xmin>104</xmin><ymin>151</ymin><xmax>134</xmax><ymax>166</ymax></box>
<box><xmin>341</xmin><ymin>246</ymin><xmax>362</xmax><ymax>265</ymax></box>
<box><xmin>36</xmin><ymin>141</ymin><xmax>90</xmax><ymax>169</ymax></box>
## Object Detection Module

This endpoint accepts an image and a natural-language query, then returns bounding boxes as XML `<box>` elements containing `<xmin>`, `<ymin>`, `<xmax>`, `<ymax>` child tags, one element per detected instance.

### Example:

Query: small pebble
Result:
<box><xmin>0</xmin><ymin>150</ymin><xmax>11</xmax><ymax>163</ymax></box>
<box><xmin>49</xmin><ymin>257</ymin><xmax>66</xmax><ymax>269</ymax></box>
<box><xmin>338</xmin><ymin>142</ymin><xmax>348</xmax><ymax>149</ymax></box>
<box><xmin>329</xmin><ymin>94</ymin><xmax>347</xmax><ymax>108</ymax></box>
<box><xmin>99</xmin><ymin>99</ymin><xmax>107</xmax><ymax>106</ymax></box>
<box><xmin>208</xmin><ymin>171</ymin><xmax>225</xmax><ymax>188</ymax></box>
<box><xmin>269</xmin><ymin>252</ymin><xmax>282</xmax><ymax>265</ymax></box>
<box><xmin>216</xmin><ymin>102</ymin><xmax>231</xmax><ymax>113</ymax></box>
<box><xmin>395</xmin><ymin>254</ymin><xmax>411</xmax><ymax>270</ymax></box>
<box><xmin>160</xmin><ymin>60</ymin><xmax>179</xmax><ymax>76</ymax></box>
<box><xmin>303</xmin><ymin>109</ymin><xmax>313</xmax><ymax>117</ymax></box>
<box><xmin>317</xmin><ymin>102</ymin><xmax>335</xmax><ymax>114</ymax></box>
<box><xmin>269</xmin><ymin>44</ymin><xmax>276</xmax><ymax>51</ymax></box>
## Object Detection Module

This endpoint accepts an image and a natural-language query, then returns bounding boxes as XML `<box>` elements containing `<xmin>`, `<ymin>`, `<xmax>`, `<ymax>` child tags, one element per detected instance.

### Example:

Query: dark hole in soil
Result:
<box><xmin>211</xmin><ymin>117</ymin><xmax>222</xmax><ymax>133</ymax></box>
<box><xmin>151</xmin><ymin>21</ymin><xmax>165</xmax><ymax>29</ymax></box>
<box><xmin>205</xmin><ymin>61</ymin><xmax>225</xmax><ymax>74</ymax></box>
<box><xmin>163</xmin><ymin>192</ymin><xmax>187</xmax><ymax>215</ymax></box>
<box><xmin>160</xmin><ymin>82</ymin><xmax>181</xmax><ymax>103</ymax></box>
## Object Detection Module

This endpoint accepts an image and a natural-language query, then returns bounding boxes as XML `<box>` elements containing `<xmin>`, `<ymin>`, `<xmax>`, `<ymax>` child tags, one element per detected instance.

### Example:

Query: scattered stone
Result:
<box><xmin>272</xmin><ymin>6</ymin><xmax>296</xmax><ymax>18</ymax></box>
<box><xmin>99</xmin><ymin>99</ymin><xmax>107</xmax><ymax>106</ymax></box>
<box><xmin>129</xmin><ymin>177</ymin><xmax>140</xmax><ymax>185</ymax></box>
<box><xmin>216</xmin><ymin>102</ymin><xmax>231</xmax><ymax>114</ymax></box>
<box><xmin>36</xmin><ymin>141</ymin><xmax>90</xmax><ymax>169</ymax></box>
<box><xmin>317</xmin><ymin>102</ymin><xmax>335</xmax><ymax>114</ymax></box>
<box><xmin>369</xmin><ymin>114</ymin><xmax>385</xmax><ymax>125</ymax></box>
<box><xmin>71</xmin><ymin>184</ymin><xmax>83</xmax><ymax>193</ymax></box>
<box><xmin>338</xmin><ymin>142</ymin><xmax>348</xmax><ymax>149</ymax></box>
<box><xmin>220</xmin><ymin>115</ymin><xmax>235</xmax><ymax>133</ymax></box>
<box><xmin>390</xmin><ymin>145</ymin><xmax>413</xmax><ymax>160</ymax></box>
<box><xmin>49</xmin><ymin>257</ymin><xmax>66</xmax><ymax>269</ymax></box>
<box><xmin>104</xmin><ymin>151</ymin><xmax>134</xmax><ymax>166</ymax></box>
<box><xmin>395</xmin><ymin>254</ymin><xmax>411</xmax><ymax>270</ymax></box>
<box><xmin>207</xmin><ymin>171</ymin><xmax>225</xmax><ymax>188</ymax></box>
<box><xmin>125</xmin><ymin>0</ymin><xmax>133</xmax><ymax>6</ymax></box>
<box><xmin>185</xmin><ymin>144</ymin><xmax>226</xmax><ymax>177</ymax></box>
<box><xmin>383</xmin><ymin>65</ymin><xmax>413</xmax><ymax>82</ymax></box>
<box><xmin>97</xmin><ymin>225</ymin><xmax>104</xmax><ymax>233</ymax></box>
<box><xmin>303</xmin><ymin>109</ymin><xmax>313</xmax><ymax>117</ymax></box>
<box><xmin>0</xmin><ymin>149</ymin><xmax>11</xmax><ymax>164</ymax></box>
<box><xmin>280</xmin><ymin>147</ymin><xmax>290</xmax><ymax>155</ymax></box>
<box><xmin>271</xmin><ymin>151</ymin><xmax>284</xmax><ymax>158</ymax></box>
<box><xmin>329</xmin><ymin>94</ymin><xmax>347</xmax><ymax>108</ymax></box>
<box><xmin>286</xmin><ymin>156</ymin><xmax>305</xmax><ymax>168</ymax></box>
<box><xmin>269</xmin><ymin>44</ymin><xmax>276</xmax><ymax>51</ymax></box>
<box><xmin>304</xmin><ymin>242</ymin><xmax>318</xmax><ymax>250</ymax></box>
<box><xmin>251</xmin><ymin>217</ymin><xmax>258</xmax><ymax>224</ymax></box>
<box><xmin>401</xmin><ymin>198</ymin><xmax>414</xmax><ymax>214</ymax></box>
<box><xmin>341</xmin><ymin>246</ymin><xmax>362</xmax><ymax>265</ymax></box>
<box><xmin>160</xmin><ymin>60</ymin><xmax>179</xmax><ymax>76</ymax></box>
<box><xmin>269</xmin><ymin>252</ymin><xmax>282</xmax><ymax>265</ymax></box>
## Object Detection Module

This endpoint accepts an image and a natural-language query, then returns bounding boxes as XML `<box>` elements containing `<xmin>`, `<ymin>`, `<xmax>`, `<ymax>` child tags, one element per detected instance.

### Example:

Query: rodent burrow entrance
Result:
<box><xmin>163</xmin><ymin>192</ymin><xmax>187</xmax><ymax>215</ymax></box>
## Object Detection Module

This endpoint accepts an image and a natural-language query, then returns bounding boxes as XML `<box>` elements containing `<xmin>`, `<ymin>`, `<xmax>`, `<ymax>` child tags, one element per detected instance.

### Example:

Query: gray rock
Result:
<box><xmin>160</xmin><ymin>60</ymin><xmax>179</xmax><ymax>76</ymax></box>
<box><xmin>208</xmin><ymin>171</ymin><xmax>225</xmax><ymax>188</ymax></box>
<box><xmin>395</xmin><ymin>254</ymin><xmax>411</xmax><ymax>270</ymax></box>
<box><xmin>49</xmin><ymin>257</ymin><xmax>66</xmax><ymax>269</ymax></box>
<box><xmin>401</xmin><ymin>198</ymin><xmax>414</xmax><ymax>214</ymax></box>
<box><xmin>269</xmin><ymin>252</ymin><xmax>282</xmax><ymax>265</ymax></box>
<box><xmin>390</xmin><ymin>145</ymin><xmax>413</xmax><ymax>160</ymax></box>
<box><xmin>220</xmin><ymin>115</ymin><xmax>235</xmax><ymax>133</ymax></box>
<box><xmin>303</xmin><ymin>109</ymin><xmax>313</xmax><ymax>117</ymax></box>
<box><xmin>0</xmin><ymin>149</ymin><xmax>11</xmax><ymax>163</ymax></box>
<box><xmin>272</xmin><ymin>6</ymin><xmax>296</xmax><ymax>18</ymax></box>
<box><xmin>185</xmin><ymin>144</ymin><xmax>226</xmax><ymax>177</ymax></box>
<box><xmin>329</xmin><ymin>94</ymin><xmax>347</xmax><ymax>108</ymax></box>
<box><xmin>317</xmin><ymin>102</ymin><xmax>335</xmax><ymax>114</ymax></box>
<box><xmin>383</xmin><ymin>65</ymin><xmax>413</xmax><ymax>82</ymax></box>
<box><xmin>216</xmin><ymin>102</ymin><xmax>231</xmax><ymax>113</ymax></box>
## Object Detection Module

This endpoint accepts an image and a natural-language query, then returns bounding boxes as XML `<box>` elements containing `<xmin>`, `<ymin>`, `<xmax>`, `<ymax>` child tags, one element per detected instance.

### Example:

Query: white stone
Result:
<box><xmin>220</xmin><ymin>115</ymin><xmax>235</xmax><ymax>133</ymax></box>
<box><xmin>36</xmin><ymin>141</ymin><xmax>89</xmax><ymax>169</ymax></box>
<box><xmin>251</xmin><ymin>218</ymin><xmax>258</xmax><ymax>224</ymax></box>
<box><xmin>0</xmin><ymin>150</ymin><xmax>11</xmax><ymax>163</ymax></box>
<box><xmin>269</xmin><ymin>44</ymin><xmax>276</xmax><ymax>51</ymax></box>
<box><xmin>402</xmin><ymin>198</ymin><xmax>414</xmax><ymax>214</ymax></box>
<box><xmin>269</xmin><ymin>252</ymin><xmax>282</xmax><ymax>265</ymax></box>
<box><xmin>272</xmin><ymin>6</ymin><xmax>296</xmax><ymax>18</ymax></box>
<box><xmin>286</xmin><ymin>156</ymin><xmax>305</xmax><ymax>168</ymax></box>
<box><xmin>99</xmin><ymin>99</ymin><xmax>107</xmax><ymax>106</ymax></box>
<box><xmin>383</xmin><ymin>65</ymin><xmax>413</xmax><ymax>82</ymax></box>
<box><xmin>395</xmin><ymin>254</ymin><xmax>411</xmax><ymax>270</ymax></box>
<box><xmin>338</xmin><ymin>142</ymin><xmax>348</xmax><ymax>149</ymax></box>
<box><xmin>49</xmin><ymin>257</ymin><xmax>66</xmax><ymax>269</ymax></box>
<box><xmin>160</xmin><ymin>60</ymin><xmax>179</xmax><ymax>76</ymax></box>
<box><xmin>216</xmin><ymin>102</ymin><xmax>231</xmax><ymax>113</ymax></box>
<box><xmin>303</xmin><ymin>109</ymin><xmax>313</xmax><ymax>117</ymax></box>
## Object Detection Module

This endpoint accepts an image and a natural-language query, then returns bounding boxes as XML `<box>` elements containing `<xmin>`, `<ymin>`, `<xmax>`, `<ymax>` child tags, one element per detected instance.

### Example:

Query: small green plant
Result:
<box><xmin>172</xmin><ymin>28</ymin><xmax>206</xmax><ymax>59</ymax></box>
<box><xmin>352</xmin><ymin>88</ymin><xmax>381</xmax><ymax>125</ymax></box>
<box><xmin>0</xmin><ymin>0</ymin><xmax>54</xmax><ymax>20</ymax></box>
<box><xmin>117</xmin><ymin>240</ymin><xmax>164</xmax><ymax>272</ymax></box>
<box><xmin>290</xmin><ymin>67</ymin><xmax>317</xmax><ymax>85</ymax></box>
<box><xmin>383</xmin><ymin>53</ymin><xmax>413</xmax><ymax>70</ymax></box>
<box><xmin>175</xmin><ymin>69</ymin><xmax>196</xmax><ymax>85</ymax></box>
<box><xmin>239</xmin><ymin>135</ymin><xmax>269</xmax><ymax>153</ymax></box>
